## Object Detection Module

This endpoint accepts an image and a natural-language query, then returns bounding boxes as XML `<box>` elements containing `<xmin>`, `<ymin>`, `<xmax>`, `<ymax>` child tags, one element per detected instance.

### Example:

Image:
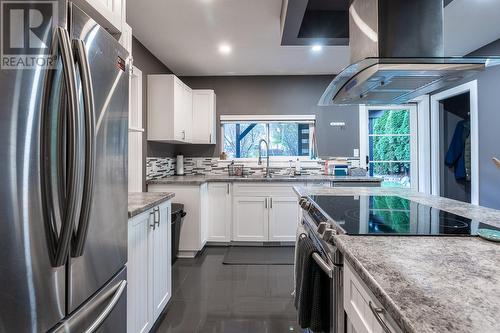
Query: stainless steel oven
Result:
<box><xmin>300</xmin><ymin>204</ymin><xmax>345</xmax><ymax>333</ymax></box>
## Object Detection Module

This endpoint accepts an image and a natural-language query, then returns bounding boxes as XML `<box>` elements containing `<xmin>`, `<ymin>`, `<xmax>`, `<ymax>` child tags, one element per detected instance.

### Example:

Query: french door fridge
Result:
<box><xmin>0</xmin><ymin>1</ymin><xmax>128</xmax><ymax>332</ymax></box>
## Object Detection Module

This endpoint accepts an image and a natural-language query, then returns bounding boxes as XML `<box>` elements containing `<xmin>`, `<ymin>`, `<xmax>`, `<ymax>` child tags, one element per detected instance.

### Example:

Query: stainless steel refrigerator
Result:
<box><xmin>0</xmin><ymin>1</ymin><xmax>128</xmax><ymax>332</ymax></box>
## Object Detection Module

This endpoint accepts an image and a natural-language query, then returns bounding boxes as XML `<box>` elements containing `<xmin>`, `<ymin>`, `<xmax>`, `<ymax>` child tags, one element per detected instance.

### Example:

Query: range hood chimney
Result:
<box><xmin>319</xmin><ymin>0</ymin><xmax>500</xmax><ymax>106</ymax></box>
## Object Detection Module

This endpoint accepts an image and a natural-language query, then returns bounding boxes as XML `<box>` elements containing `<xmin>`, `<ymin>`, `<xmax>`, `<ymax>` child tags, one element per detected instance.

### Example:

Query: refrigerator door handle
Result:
<box><xmin>85</xmin><ymin>280</ymin><xmax>127</xmax><ymax>333</ymax></box>
<box><xmin>71</xmin><ymin>38</ymin><xmax>96</xmax><ymax>258</ymax></box>
<box><xmin>42</xmin><ymin>27</ymin><xmax>80</xmax><ymax>267</ymax></box>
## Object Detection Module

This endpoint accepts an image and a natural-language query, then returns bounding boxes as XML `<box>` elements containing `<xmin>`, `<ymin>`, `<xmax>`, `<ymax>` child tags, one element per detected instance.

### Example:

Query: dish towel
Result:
<box><xmin>293</xmin><ymin>223</ymin><xmax>307</xmax><ymax>296</ymax></box>
<box><xmin>295</xmin><ymin>236</ymin><xmax>331</xmax><ymax>332</ymax></box>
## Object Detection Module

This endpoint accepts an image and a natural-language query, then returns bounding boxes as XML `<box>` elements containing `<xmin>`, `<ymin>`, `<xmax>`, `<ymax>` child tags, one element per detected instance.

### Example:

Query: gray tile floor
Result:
<box><xmin>153</xmin><ymin>247</ymin><xmax>305</xmax><ymax>333</ymax></box>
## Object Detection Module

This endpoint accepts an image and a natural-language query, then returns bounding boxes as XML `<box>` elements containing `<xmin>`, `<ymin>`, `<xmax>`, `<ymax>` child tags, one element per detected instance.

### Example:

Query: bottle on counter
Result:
<box><xmin>295</xmin><ymin>158</ymin><xmax>301</xmax><ymax>175</ymax></box>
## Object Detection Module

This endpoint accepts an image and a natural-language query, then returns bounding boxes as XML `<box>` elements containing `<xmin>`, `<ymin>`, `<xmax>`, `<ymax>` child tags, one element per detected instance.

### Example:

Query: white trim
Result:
<box><xmin>412</xmin><ymin>95</ymin><xmax>431</xmax><ymax>194</ymax></box>
<box><xmin>220</xmin><ymin>114</ymin><xmax>316</xmax><ymax>123</ymax></box>
<box><xmin>128</xmin><ymin>65</ymin><xmax>143</xmax><ymax>193</ymax></box>
<box><xmin>430</xmin><ymin>80</ymin><xmax>479</xmax><ymax>205</ymax></box>
<box><xmin>359</xmin><ymin>105</ymin><xmax>368</xmax><ymax>169</ymax></box>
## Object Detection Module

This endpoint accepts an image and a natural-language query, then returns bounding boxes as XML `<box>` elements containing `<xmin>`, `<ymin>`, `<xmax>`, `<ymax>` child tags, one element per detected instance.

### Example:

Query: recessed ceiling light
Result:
<box><xmin>311</xmin><ymin>44</ymin><xmax>323</xmax><ymax>52</ymax></box>
<box><xmin>218</xmin><ymin>43</ymin><xmax>232</xmax><ymax>55</ymax></box>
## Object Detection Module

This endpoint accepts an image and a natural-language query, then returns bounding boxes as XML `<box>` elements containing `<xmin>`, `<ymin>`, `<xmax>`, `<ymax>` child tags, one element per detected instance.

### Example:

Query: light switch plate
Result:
<box><xmin>353</xmin><ymin>148</ymin><xmax>359</xmax><ymax>157</ymax></box>
<box><xmin>196</xmin><ymin>159</ymin><xmax>203</xmax><ymax>168</ymax></box>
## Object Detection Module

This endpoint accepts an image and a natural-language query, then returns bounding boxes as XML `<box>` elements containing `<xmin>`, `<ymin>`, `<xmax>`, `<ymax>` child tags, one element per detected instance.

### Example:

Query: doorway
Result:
<box><xmin>430</xmin><ymin>81</ymin><xmax>478</xmax><ymax>204</ymax></box>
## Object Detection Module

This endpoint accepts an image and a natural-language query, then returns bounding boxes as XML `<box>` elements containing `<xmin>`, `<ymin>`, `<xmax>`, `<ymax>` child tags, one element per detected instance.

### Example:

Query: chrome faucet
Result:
<box><xmin>258</xmin><ymin>139</ymin><xmax>271</xmax><ymax>178</ymax></box>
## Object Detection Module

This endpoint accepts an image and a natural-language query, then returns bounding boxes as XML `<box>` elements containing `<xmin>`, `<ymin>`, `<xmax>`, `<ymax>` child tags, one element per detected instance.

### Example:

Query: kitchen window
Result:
<box><xmin>220</xmin><ymin>115</ymin><xmax>316</xmax><ymax>159</ymax></box>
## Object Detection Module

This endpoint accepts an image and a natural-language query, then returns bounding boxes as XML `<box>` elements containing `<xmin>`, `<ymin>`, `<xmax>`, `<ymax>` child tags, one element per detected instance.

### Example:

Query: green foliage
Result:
<box><xmin>371</xmin><ymin>196</ymin><xmax>410</xmax><ymax>233</ymax></box>
<box><xmin>370</xmin><ymin>110</ymin><xmax>410</xmax><ymax>175</ymax></box>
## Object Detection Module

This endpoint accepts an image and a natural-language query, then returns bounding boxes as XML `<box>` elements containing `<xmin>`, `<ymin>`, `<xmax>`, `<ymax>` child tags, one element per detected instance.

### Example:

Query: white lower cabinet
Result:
<box><xmin>232</xmin><ymin>183</ymin><xmax>299</xmax><ymax>242</ymax></box>
<box><xmin>233</xmin><ymin>196</ymin><xmax>269</xmax><ymax>241</ymax></box>
<box><xmin>268</xmin><ymin>196</ymin><xmax>299</xmax><ymax>241</ymax></box>
<box><xmin>207</xmin><ymin>183</ymin><xmax>232</xmax><ymax>242</ymax></box>
<box><xmin>127</xmin><ymin>200</ymin><xmax>171</xmax><ymax>333</ymax></box>
<box><xmin>344</xmin><ymin>261</ymin><xmax>401</xmax><ymax>333</ymax></box>
<box><xmin>148</xmin><ymin>184</ymin><xmax>207</xmax><ymax>257</ymax></box>
<box><xmin>152</xmin><ymin>203</ymin><xmax>171</xmax><ymax>321</ymax></box>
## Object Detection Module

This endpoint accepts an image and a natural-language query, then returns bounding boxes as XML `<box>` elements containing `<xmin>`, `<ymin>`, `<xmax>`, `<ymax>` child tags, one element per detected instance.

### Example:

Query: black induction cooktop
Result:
<box><xmin>308</xmin><ymin>195</ymin><xmax>497</xmax><ymax>236</ymax></box>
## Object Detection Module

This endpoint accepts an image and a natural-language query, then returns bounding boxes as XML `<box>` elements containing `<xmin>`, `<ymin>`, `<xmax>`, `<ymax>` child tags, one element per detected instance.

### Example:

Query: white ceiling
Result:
<box><xmin>444</xmin><ymin>0</ymin><xmax>500</xmax><ymax>56</ymax></box>
<box><xmin>128</xmin><ymin>0</ymin><xmax>500</xmax><ymax>76</ymax></box>
<box><xmin>127</xmin><ymin>0</ymin><xmax>350</xmax><ymax>76</ymax></box>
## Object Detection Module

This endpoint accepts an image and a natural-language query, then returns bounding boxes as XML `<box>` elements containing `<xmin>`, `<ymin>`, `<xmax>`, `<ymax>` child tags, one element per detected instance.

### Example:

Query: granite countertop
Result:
<box><xmin>295</xmin><ymin>186</ymin><xmax>500</xmax><ymax>333</ymax></box>
<box><xmin>146</xmin><ymin>174</ymin><xmax>383</xmax><ymax>185</ymax></box>
<box><xmin>128</xmin><ymin>192</ymin><xmax>175</xmax><ymax>218</ymax></box>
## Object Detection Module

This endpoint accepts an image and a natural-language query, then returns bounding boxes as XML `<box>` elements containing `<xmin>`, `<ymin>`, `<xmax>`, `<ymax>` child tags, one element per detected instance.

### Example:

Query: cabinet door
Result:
<box><xmin>192</xmin><ymin>90</ymin><xmax>215</xmax><ymax>144</ymax></box>
<box><xmin>152</xmin><ymin>202</ymin><xmax>171</xmax><ymax>321</ymax></box>
<box><xmin>207</xmin><ymin>183</ymin><xmax>231</xmax><ymax>242</ymax></box>
<box><xmin>173</xmin><ymin>79</ymin><xmax>185</xmax><ymax>141</ymax></box>
<box><xmin>127</xmin><ymin>210</ymin><xmax>154</xmax><ymax>333</ymax></box>
<box><xmin>233</xmin><ymin>196</ymin><xmax>268</xmax><ymax>241</ymax></box>
<box><xmin>268</xmin><ymin>196</ymin><xmax>298</xmax><ymax>241</ymax></box>
<box><xmin>182</xmin><ymin>85</ymin><xmax>193</xmax><ymax>142</ymax></box>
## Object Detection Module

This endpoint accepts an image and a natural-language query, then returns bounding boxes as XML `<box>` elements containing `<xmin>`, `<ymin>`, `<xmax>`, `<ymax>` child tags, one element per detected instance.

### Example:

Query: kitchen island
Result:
<box><xmin>294</xmin><ymin>186</ymin><xmax>500</xmax><ymax>333</ymax></box>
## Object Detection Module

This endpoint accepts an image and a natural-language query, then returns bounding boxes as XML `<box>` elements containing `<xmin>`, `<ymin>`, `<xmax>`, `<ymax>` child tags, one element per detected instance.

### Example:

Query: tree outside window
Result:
<box><xmin>222</xmin><ymin>121</ymin><xmax>312</xmax><ymax>159</ymax></box>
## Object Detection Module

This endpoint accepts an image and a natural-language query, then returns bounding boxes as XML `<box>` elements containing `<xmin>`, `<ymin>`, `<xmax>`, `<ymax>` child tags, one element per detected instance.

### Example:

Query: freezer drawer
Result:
<box><xmin>51</xmin><ymin>267</ymin><xmax>127</xmax><ymax>333</ymax></box>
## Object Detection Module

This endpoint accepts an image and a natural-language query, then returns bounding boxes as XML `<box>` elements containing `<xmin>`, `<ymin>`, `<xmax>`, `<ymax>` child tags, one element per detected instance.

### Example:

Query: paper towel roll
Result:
<box><xmin>176</xmin><ymin>155</ymin><xmax>184</xmax><ymax>175</ymax></box>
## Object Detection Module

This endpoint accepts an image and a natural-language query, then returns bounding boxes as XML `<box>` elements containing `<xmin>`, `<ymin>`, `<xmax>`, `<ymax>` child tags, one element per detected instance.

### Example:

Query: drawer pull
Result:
<box><xmin>369</xmin><ymin>301</ymin><xmax>392</xmax><ymax>333</ymax></box>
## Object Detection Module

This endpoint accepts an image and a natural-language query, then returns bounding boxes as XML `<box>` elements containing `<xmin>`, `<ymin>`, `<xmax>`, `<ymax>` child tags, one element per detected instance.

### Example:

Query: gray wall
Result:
<box><xmin>148</xmin><ymin>75</ymin><xmax>359</xmax><ymax>158</ymax></box>
<box><xmin>131</xmin><ymin>37</ymin><xmax>175</xmax><ymax>190</ymax></box>
<box><xmin>451</xmin><ymin>38</ymin><xmax>500</xmax><ymax>209</ymax></box>
<box><xmin>468</xmin><ymin>39</ymin><xmax>500</xmax><ymax>209</ymax></box>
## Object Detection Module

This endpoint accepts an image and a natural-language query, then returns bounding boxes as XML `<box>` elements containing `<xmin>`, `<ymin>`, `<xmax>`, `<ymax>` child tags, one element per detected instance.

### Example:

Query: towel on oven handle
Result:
<box><xmin>295</xmin><ymin>234</ymin><xmax>331</xmax><ymax>332</ymax></box>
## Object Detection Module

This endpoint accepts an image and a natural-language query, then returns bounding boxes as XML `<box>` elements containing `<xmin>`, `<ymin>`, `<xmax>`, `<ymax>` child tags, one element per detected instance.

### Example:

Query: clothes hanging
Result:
<box><xmin>445</xmin><ymin>119</ymin><xmax>471</xmax><ymax>180</ymax></box>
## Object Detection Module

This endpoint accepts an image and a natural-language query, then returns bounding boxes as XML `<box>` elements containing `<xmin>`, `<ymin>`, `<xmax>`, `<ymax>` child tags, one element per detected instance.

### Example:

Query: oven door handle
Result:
<box><xmin>312</xmin><ymin>253</ymin><xmax>333</xmax><ymax>279</ymax></box>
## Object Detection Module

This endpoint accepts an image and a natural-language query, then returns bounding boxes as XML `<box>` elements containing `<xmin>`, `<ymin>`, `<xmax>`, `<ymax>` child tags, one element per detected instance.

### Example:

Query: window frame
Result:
<box><xmin>359</xmin><ymin>105</ymin><xmax>418</xmax><ymax>189</ymax></box>
<box><xmin>219</xmin><ymin>115</ymin><xmax>317</xmax><ymax>161</ymax></box>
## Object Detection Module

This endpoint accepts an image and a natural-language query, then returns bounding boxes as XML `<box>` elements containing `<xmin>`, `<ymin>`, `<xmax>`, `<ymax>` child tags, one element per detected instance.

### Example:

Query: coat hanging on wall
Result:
<box><xmin>445</xmin><ymin>119</ymin><xmax>471</xmax><ymax>181</ymax></box>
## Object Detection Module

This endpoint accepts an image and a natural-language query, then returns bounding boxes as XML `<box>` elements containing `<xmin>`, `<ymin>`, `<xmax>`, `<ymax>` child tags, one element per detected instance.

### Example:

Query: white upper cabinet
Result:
<box><xmin>192</xmin><ymin>90</ymin><xmax>216</xmax><ymax>144</ymax></box>
<box><xmin>73</xmin><ymin>0</ymin><xmax>124</xmax><ymax>34</ymax></box>
<box><xmin>148</xmin><ymin>75</ymin><xmax>216</xmax><ymax>144</ymax></box>
<box><xmin>148</xmin><ymin>75</ymin><xmax>193</xmax><ymax>143</ymax></box>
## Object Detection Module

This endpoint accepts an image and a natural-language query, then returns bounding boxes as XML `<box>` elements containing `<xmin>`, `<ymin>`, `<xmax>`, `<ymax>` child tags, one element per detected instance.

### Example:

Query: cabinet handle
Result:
<box><xmin>265</xmin><ymin>198</ymin><xmax>267</xmax><ymax>209</ymax></box>
<box><xmin>369</xmin><ymin>301</ymin><xmax>393</xmax><ymax>333</ymax></box>
<box><xmin>154</xmin><ymin>207</ymin><xmax>160</xmax><ymax>227</ymax></box>
<box><xmin>149</xmin><ymin>211</ymin><xmax>155</xmax><ymax>230</ymax></box>
<box><xmin>227</xmin><ymin>183</ymin><xmax>230</xmax><ymax>194</ymax></box>
<box><xmin>270</xmin><ymin>197</ymin><xmax>273</xmax><ymax>208</ymax></box>
<box><xmin>209</xmin><ymin>133</ymin><xmax>212</xmax><ymax>143</ymax></box>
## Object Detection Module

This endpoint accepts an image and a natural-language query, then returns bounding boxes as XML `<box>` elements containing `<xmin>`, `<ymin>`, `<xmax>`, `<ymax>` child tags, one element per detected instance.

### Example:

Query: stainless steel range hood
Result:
<box><xmin>319</xmin><ymin>0</ymin><xmax>500</xmax><ymax>106</ymax></box>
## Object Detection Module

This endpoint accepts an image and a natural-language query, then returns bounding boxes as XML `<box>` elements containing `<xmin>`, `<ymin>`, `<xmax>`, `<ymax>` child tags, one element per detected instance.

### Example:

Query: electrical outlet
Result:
<box><xmin>354</xmin><ymin>149</ymin><xmax>359</xmax><ymax>157</ymax></box>
<box><xmin>196</xmin><ymin>159</ymin><xmax>203</xmax><ymax>168</ymax></box>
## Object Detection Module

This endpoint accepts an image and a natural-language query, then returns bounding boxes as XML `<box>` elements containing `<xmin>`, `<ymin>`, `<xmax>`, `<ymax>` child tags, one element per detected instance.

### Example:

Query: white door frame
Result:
<box><xmin>128</xmin><ymin>65</ymin><xmax>144</xmax><ymax>192</ymax></box>
<box><xmin>430</xmin><ymin>80</ymin><xmax>478</xmax><ymax>205</ymax></box>
<box><xmin>412</xmin><ymin>95</ymin><xmax>431</xmax><ymax>194</ymax></box>
<box><xmin>359</xmin><ymin>104</ymin><xmax>418</xmax><ymax>189</ymax></box>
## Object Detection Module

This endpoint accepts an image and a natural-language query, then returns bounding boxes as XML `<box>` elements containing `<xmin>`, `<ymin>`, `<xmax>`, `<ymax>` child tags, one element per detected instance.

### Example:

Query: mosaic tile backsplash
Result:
<box><xmin>146</xmin><ymin>157</ymin><xmax>359</xmax><ymax>180</ymax></box>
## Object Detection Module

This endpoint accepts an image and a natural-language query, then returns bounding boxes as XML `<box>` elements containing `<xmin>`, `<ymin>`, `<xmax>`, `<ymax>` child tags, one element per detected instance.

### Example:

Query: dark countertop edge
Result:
<box><xmin>146</xmin><ymin>176</ymin><xmax>383</xmax><ymax>185</ymax></box>
<box><xmin>128</xmin><ymin>192</ymin><xmax>175</xmax><ymax>218</ymax></box>
<box><xmin>334</xmin><ymin>235</ymin><xmax>417</xmax><ymax>333</ymax></box>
